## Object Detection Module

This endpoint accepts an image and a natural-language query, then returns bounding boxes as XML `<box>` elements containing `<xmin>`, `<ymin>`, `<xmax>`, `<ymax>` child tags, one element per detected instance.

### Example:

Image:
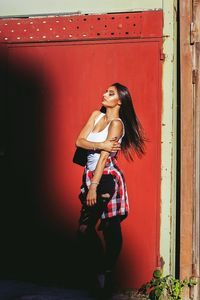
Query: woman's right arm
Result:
<box><xmin>75</xmin><ymin>110</ymin><xmax>120</xmax><ymax>152</ymax></box>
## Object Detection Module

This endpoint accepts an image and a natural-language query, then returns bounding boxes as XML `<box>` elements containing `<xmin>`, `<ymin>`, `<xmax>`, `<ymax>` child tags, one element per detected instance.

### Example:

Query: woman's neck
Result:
<box><xmin>105</xmin><ymin>108</ymin><xmax>119</xmax><ymax>121</ymax></box>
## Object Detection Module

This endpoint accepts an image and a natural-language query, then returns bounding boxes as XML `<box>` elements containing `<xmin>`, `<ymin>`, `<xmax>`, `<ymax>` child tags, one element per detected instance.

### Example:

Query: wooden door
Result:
<box><xmin>0</xmin><ymin>11</ymin><xmax>163</xmax><ymax>288</ymax></box>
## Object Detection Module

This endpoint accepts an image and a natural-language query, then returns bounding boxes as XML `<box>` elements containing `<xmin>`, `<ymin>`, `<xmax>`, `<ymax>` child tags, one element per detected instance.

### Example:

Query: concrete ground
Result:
<box><xmin>0</xmin><ymin>281</ymin><xmax>145</xmax><ymax>300</ymax></box>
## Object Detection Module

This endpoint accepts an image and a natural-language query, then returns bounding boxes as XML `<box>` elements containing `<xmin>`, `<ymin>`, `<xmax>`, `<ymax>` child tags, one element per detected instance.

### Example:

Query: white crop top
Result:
<box><xmin>86</xmin><ymin>112</ymin><xmax>125</xmax><ymax>171</ymax></box>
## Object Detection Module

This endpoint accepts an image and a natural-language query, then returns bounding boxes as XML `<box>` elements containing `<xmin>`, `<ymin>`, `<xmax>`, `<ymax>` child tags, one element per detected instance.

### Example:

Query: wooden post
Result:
<box><xmin>180</xmin><ymin>0</ymin><xmax>200</xmax><ymax>299</ymax></box>
<box><xmin>179</xmin><ymin>0</ymin><xmax>193</xmax><ymax>280</ymax></box>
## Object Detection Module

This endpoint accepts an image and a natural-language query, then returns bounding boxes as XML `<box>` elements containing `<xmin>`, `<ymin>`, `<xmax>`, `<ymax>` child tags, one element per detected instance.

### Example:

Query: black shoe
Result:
<box><xmin>88</xmin><ymin>274</ymin><xmax>103</xmax><ymax>299</ymax></box>
<box><xmin>103</xmin><ymin>270</ymin><xmax>114</xmax><ymax>299</ymax></box>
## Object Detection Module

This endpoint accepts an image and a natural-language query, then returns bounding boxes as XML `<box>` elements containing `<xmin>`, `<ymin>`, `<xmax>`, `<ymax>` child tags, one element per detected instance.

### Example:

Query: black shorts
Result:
<box><xmin>79</xmin><ymin>174</ymin><xmax>115</xmax><ymax>228</ymax></box>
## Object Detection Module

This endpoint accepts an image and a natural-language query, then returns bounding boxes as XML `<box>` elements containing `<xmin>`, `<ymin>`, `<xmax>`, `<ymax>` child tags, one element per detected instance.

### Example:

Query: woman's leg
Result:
<box><xmin>77</xmin><ymin>174</ymin><xmax>116</xmax><ymax>293</ymax></box>
<box><xmin>102</xmin><ymin>217</ymin><xmax>123</xmax><ymax>297</ymax></box>
<box><xmin>103</xmin><ymin>217</ymin><xmax>123</xmax><ymax>271</ymax></box>
<box><xmin>77</xmin><ymin>204</ymin><xmax>104</xmax><ymax>289</ymax></box>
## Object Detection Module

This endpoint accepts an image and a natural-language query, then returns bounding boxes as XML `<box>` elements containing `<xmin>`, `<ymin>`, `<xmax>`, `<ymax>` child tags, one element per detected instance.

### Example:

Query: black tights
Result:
<box><xmin>77</xmin><ymin>216</ymin><xmax>122</xmax><ymax>280</ymax></box>
<box><xmin>102</xmin><ymin>217</ymin><xmax>122</xmax><ymax>272</ymax></box>
<box><xmin>78</xmin><ymin>174</ymin><xmax>122</xmax><ymax>282</ymax></box>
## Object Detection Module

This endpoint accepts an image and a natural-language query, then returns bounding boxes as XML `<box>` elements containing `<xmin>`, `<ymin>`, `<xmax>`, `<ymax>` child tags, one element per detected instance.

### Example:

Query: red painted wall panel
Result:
<box><xmin>0</xmin><ymin>11</ymin><xmax>162</xmax><ymax>43</ymax></box>
<box><xmin>2</xmin><ymin>11</ymin><xmax>162</xmax><ymax>288</ymax></box>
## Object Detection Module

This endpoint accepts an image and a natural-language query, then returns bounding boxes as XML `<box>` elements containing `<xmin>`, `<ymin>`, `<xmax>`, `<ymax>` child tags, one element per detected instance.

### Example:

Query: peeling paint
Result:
<box><xmin>160</xmin><ymin>0</ymin><xmax>177</xmax><ymax>276</ymax></box>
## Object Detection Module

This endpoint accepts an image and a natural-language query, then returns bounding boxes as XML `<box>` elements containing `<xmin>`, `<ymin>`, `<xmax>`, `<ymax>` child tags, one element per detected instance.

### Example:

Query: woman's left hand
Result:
<box><xmin>86</xmin><ymin>186</ymin><xmax>97</xmax><ymax>206</ymax></box>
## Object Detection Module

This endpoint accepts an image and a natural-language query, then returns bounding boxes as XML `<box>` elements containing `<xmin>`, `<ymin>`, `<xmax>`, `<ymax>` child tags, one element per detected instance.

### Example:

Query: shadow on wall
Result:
<box><xmin>0</xmin><ymin>45</ymin><xmax>84</xmax><ymax>288</ymax></box>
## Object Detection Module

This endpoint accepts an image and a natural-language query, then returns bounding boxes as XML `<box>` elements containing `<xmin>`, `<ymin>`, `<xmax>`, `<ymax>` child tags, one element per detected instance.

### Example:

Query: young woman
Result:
<box><xmin>75</xmin><ymin>82</ymin><xmax>145</xmax><ymax>299</ymax></box>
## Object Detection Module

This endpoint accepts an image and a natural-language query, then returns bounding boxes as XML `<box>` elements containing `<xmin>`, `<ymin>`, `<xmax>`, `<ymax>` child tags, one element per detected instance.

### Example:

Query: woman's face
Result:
<box><xmin>102</xmin><ymin>86</ymin><xmax>121</xmax><ymax>108</ymax></box>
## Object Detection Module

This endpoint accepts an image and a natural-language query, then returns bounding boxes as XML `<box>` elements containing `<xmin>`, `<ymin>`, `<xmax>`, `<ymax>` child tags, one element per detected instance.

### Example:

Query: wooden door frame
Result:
<box><xmin>179</xmin><ymin>0</ymin><xmax>200</xmax><ymax>298</ymax></box>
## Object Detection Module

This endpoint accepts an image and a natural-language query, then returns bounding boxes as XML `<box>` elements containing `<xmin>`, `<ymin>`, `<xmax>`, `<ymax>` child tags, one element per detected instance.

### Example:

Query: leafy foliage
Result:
<box><xmin>138</xmin><ymin>270</ymin><xmax>197</xmax><ymax>300</ymax></box>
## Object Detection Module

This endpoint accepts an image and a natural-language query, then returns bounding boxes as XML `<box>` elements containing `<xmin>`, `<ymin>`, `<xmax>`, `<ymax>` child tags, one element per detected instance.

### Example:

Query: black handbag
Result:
<box><xmin>73</xmin><ymin>147</ymin><xmax>88</xmax><ymax>166</ymax></box>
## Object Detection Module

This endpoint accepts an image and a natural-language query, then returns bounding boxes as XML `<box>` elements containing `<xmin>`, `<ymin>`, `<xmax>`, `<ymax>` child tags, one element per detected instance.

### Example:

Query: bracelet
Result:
<box><xmin>90</xmin><ymin>181</ymin><xmax>99</xmax><ymax>186</ymax></box>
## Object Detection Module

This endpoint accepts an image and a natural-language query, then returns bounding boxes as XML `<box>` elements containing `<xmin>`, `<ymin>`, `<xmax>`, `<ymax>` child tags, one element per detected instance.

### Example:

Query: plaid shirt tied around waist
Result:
<box><xmin>80</xmin><ymin>156</ymin><xmax>129</xmax><ymax>219</ymax></box>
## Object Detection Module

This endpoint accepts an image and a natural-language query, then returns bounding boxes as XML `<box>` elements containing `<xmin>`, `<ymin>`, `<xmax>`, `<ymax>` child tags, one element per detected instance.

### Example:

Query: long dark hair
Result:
<box><xmin>101</xmin><ymin>82</ymin><xmax>146</xmax><ymax>161</ymax></box>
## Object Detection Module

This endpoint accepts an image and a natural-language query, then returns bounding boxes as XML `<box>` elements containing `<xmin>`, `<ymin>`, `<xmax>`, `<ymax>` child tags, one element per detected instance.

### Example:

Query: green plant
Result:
<box><xmin>138</xmin><ymin>269</ymin><xmax>197</xmax><ymax>300</ymax></box>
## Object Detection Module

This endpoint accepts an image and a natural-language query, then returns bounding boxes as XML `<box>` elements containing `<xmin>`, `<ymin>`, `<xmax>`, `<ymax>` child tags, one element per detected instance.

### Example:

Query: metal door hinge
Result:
<box><xmin>156</xmin><ymin>255</ymin><xmax>165</xmax><ymax>269</ymax></box>
<box><xmin>190</xmin><ymin>21</ymin><xmax>198</xmax><ymax>45</ymax></box>
<box><xmin>160</xmin><ymin>47</ymin><xmax>165</xmax><ymax>61</ymax></box>
<box><xmin>192</xmin><ymin>69</ymin><xmax>198</xmax><ymax>84</ymax></box>
<box><xmin>190</xmin><ymin>22</ymin><xmax>195</xmax><ymax>45</ymax></box>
